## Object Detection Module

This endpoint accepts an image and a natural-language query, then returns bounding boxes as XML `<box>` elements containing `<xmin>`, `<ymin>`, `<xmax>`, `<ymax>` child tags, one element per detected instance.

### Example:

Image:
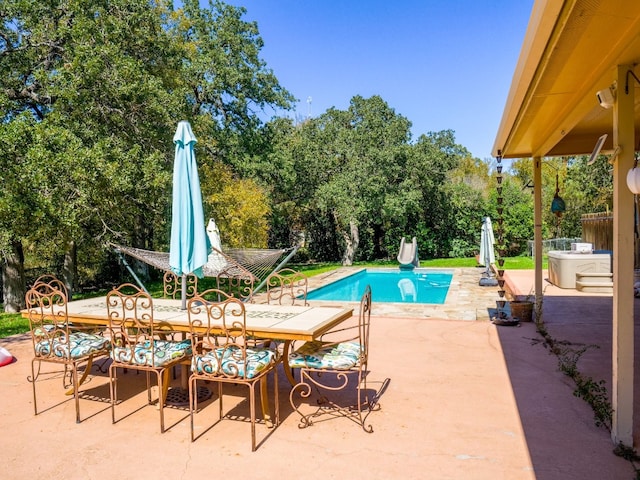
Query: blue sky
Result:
<box><xmin>221</xmin><ymin>1</ymin><xmax>533</xmax><ymax>160</ymax></box>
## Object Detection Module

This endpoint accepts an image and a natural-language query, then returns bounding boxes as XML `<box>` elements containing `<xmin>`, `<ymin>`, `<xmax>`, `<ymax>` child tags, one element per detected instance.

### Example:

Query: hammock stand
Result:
<box><xmin>111</xmin><ymin>243</ymin><xmax>298</xmax><ymax>301</ymax></box>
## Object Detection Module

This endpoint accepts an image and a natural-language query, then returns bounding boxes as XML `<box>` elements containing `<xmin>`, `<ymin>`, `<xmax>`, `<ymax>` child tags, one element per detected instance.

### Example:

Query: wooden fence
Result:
<box><xmin>580</xmin><ymin>212</ymin><xmax>613</xmax><ymax>251</ymax></box>
<box><xmin>581</xmin><ymin>211</ymin><xmax>640</xmax><ymax>267</ymax></box>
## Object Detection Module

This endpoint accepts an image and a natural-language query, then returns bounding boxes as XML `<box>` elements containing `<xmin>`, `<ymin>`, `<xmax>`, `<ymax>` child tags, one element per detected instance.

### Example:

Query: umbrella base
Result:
<box><xmin>492</xmin><ymin>317</ymin><xmax>520</xmax><ymax>327</ymax></box>
<box><xmin>165</xmin><ymin>386</ymin><xmax>212</xmax><ymax>407</ymax></box>
<box><xmin>479</xmin><ymin>276</ymin><xmax>498</xmax><ymax>287</ymax></box>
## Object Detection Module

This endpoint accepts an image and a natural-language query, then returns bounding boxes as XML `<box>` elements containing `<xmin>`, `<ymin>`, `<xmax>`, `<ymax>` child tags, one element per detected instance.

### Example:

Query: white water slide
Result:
<box><xmin>397</xmin><ymin>236</ymin><xmax>419</xmax><ymax>269</ymax></box>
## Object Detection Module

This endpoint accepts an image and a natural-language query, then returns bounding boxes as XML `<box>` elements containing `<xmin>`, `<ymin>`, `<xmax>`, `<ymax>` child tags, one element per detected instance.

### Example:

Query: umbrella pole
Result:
<box><xmin>167</xmin><ymin>273</ymin><xmax>213</xmax><ymax>406</ymax></box>
<box><xmin>181</xmin><ymin>274</ymin><xmax>187</xmax><ymax>310</ymax></box>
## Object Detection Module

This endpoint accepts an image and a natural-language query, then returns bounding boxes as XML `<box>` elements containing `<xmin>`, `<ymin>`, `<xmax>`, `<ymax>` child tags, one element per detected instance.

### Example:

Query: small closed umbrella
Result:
<box><xmin>479</xmin><ymin>217</ymin><xmax>498</xmax><ymax>286</ymax></box>
<box><xmin>169</xmin><ymin>120</ymin><xmax>210</xmax><ymax>309</ymax></box>
<box><xmin>205</xmin><ymin>217</ymin><xmax>227</xmax><ymax>272</ymax></box>
<box><xmin>206</xmin><ymin>218</ymin><xmax>222</xmax><ymax>251</ymax></box>
<box><xmin>479</xmin><ymin>217</ymin><xmax>496</xmax><ymax>267</ymax></box>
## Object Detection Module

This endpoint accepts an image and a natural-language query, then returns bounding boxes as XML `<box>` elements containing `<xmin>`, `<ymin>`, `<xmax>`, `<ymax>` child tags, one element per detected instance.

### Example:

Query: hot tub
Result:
<box><xmin>547</xmin><ymin>250</ymin><xmax>611</xmax><ymax>289</ymax></box>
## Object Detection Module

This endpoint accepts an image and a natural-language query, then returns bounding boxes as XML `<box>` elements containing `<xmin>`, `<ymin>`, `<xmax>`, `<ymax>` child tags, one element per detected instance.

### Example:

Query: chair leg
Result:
<box><xmin>156</xmin><ymin>369</ymin><xmax>165</xmax><ymax>433</ymax></box>
<box><xmin>289</xmin><ymin>369</ymin><xmax>314</xmax><ymax>428</ymax></box>
<box><xmin>355</xmin><ymin>370</ymin><xmax>376</xmax><ymax>433</ymax></box>
<box><xmin>71</xmin><ymin>363</ymin><xmax>81</xmax><ymax>424</ymax></box>
<box><xmin>145</xmin><ymin>371</ymin><xmax>152</xmax><ymax>404</ymax></box>
<box><xmin>189</xmin><ymin>376</ymin><xmax>196</xmax><ymax>442</ymax></box>
<box><xmin>259</xmin><ymin>377</ymin><xmax>273</xmax><ymax>428</ymax></box>
<box><xmin>249</xmin><ymin>382</ymin><xmax>256</xmax><ymax>452</ymax></box>
<box><xmin>274</xmin><ymin>368</ymin><xmax>279</xmax><ymax>426</ymax></box>
<box><xmin>109</xmin><ymin>364</ymin><xmax>117</xmax><ymax>425</ymax></box>
<box><xmin>187</xmin><ymin>371</ymin><xmax>279</xmax><ymax>450</ymax></box>
<box><xmin>290</xmin><ymin>368</ymin><xmax>376</xmax><ymax>431</ymax></box>
<box><xmin>30</xmin><ymin>359</ymin><xmax>39</xmax><ymax>416</ymax></box>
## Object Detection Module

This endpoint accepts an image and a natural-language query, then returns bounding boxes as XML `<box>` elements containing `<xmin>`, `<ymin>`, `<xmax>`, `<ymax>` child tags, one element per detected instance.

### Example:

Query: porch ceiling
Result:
<box><xmin>493</xmin><ymin>0</ymin><xmax>640</xmax><ymax>159</ymax></box>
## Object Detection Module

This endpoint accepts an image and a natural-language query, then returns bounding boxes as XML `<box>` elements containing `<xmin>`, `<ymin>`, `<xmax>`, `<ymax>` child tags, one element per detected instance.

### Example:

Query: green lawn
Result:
<box><xmin>0</xmin><ymin>312</ymin><xmax>29</xmax><ymax>338</ymax></box>
<box><xmin>294</xmin><ymin>255</ymin><xmax>544</xmax><ymax>273</ymax></box>
<box><xmin>0</xmin><ymin>256</ymin><xmax>543</xmax><ymax>339</ymax></box>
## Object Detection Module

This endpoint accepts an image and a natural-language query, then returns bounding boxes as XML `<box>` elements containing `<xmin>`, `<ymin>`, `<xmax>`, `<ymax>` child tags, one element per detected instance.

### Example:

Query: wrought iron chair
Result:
<box><xmin>163</xmin><ymin>271</ymin><xmax>198</xmax><ymax>300</ymax></box>
<box><xmin>288</xmin><ymin>285</ymin><xmax>378</xmax><ymax>432</ymax></box>
<box><xmin>33</xmin><ymin>274</ymin><xmax>69</xmax><ymax>297</ymax></box>
<box><xmin>33</xmin><ymin>275</ymin><xmax>104</xmax><ymax>338</ymax></box>
<box><xmin>187</xmin><ymin>289</ymin><xmax>280</xmax><ymax>451</ymax></box>
<box><xmin>215</xmin><ymin>264</ymin><xmax>255</xmax><ymax>302</ymax></box>
<box><xmin>256</xmin><ymin>268</ymin><xmax>309</xmax><ymax>352</ymax></box>
<box><xmin>106</xmin><ymin>283</ymin><xmax>192</xmax><ymax>433</ymax></box>
<box><xmin>265</xmin><ymin>268</ymin><xmax>309</xmax><ymax>306</ymax></box>
<box><xmin>25</xmin><ymin>282</ymin><xmax>110</xmax><ymax>423</ymax></box>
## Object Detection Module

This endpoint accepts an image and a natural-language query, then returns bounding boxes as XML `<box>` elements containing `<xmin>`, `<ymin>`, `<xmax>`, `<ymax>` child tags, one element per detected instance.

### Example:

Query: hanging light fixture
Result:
<box><xmin>624</xmin><ymin>71</ymin><xmax>640</xmax><ymax>193</ymax></box>
<box><xmin>627</xmin><ymin>155</ymin><xmax>640</xmax><ymax>194</ymax></box>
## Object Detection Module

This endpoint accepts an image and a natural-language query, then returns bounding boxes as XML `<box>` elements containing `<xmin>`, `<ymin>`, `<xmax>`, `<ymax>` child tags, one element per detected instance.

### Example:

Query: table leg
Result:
<box><xmin>162</xmin><ymin>368</ymin><xmax>171</xmax><ymax>404</ymax></box>
<box><xmin>65</xmin><ymin>356</ymin><xmax>93</xmax><ymax>396</ymax></box>
<box><xmin>282</xmin><ymin>340</ymin><xmax>296</xmax><ymax>386</ymax></box>
<box><xmin>180</xmin><ymin>364</ymin><xmax>189</xmax><ymax>390</ymax></box>
<box><xmin>260</xmin><ymin>377</ymin><xmax>274</xmax><ymax>428</ymax></box>
<box><xmin>164</xmin><ymin>332</ymin><xmax>196</xmax><ymax>406</ymax></box>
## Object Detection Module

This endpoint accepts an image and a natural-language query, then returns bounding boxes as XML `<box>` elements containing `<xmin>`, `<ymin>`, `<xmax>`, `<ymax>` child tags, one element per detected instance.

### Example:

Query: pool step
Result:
<box><xmin>575</xmin><ymin>272</ymin><xmax>613</xmax><ymax>293</ymax></box>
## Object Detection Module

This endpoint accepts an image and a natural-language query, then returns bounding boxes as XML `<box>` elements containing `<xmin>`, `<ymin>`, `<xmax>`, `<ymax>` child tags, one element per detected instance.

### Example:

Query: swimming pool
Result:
<box><xmin>306</xmin><ymin>269</ymin><xmax>453</xmax><ymax>304</ymax></box>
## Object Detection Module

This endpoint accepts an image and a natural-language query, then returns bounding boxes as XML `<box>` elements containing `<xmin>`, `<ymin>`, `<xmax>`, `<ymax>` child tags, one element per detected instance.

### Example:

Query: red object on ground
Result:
<box><xmin>0</xmin><ymin>347</ymin><xmax>13</xmax><ymax>367</ymax></box>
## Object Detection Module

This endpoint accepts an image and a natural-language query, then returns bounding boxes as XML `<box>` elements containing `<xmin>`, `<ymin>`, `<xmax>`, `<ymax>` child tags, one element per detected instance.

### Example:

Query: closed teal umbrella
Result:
<box><xmin>169</xmin><ymin>121</ymin><xmax>210</xmax><ymax>308</ymax></box>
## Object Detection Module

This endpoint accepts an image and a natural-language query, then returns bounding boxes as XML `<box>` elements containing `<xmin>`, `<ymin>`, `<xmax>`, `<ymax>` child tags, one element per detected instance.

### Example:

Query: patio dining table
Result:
<box><xmin>42</xmin><ymin>296</ymin><xmax>353</xmax><ymax>382</ymax></box>
<box><xmin>23</xmin><ymin>296</ymin><xmax>353</xmax><ymax>426</ymax></box>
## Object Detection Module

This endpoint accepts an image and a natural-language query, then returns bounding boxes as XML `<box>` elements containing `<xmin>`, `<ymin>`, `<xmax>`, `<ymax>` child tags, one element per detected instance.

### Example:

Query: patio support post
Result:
<box><xmin>533</xmin><ymin>156</ymin><xmax>543</xmax><ymax>312</ymax></box>
<box><xmin>611</xmin><ymin>64</ymin><xmax>635</xmax><ymax>446</ymax></box>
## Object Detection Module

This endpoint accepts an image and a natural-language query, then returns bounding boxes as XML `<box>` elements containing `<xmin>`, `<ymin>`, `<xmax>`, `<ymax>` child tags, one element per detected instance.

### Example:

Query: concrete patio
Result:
<box><xmin>0</xmin><ymin>267</ymin><xmax>635</xmax><ymax>479</ymax></box>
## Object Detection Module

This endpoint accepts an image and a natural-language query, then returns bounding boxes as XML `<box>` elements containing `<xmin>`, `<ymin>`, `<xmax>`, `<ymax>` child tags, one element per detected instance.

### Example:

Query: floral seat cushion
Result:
<box><xmin>288</xmin><ymin>340</ymin><xmax>362</xmax><ymax>370</ymax></box>
<box><xmin>192</xmin><ymin>346</ymin><xmax>277</xmax><ymax>379</ymax></box>
<box><xmin>35</xmin><ymin>332</ymin><xmax>110</xmax><ymax>360</ymax></box>
<box><xmin>111</xmin><ymin>339</ymin><xmax>191</xmax><ymax>367</ymax></box>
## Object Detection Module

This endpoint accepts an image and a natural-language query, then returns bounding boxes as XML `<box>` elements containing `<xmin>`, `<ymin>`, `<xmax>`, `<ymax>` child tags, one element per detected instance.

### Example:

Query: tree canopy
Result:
<box><xmin>249</xmin><ymin>96</ymin><xmax>482</xmax><ymax>265</ymax></box>
<box><xmin>0</xmin><ymin>1</ymin><xmax>616</xmax><ymax>312</ymax></box>
<box><xmin>0</xmin><ymin>0</ymin><xmax>293</xmax><ymax>310</ymax></box>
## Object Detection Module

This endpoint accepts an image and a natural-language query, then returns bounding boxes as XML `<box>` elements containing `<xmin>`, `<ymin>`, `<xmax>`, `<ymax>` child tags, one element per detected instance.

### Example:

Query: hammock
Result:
<box><xmin>110</xmin><ymin>243</ymin><xmax>298</xmax><ymax>291</ymax></box>
<box><xmin>223</xmin><ymin>248</ymin><xmax>296</xmax><ymax>280</ymax></box>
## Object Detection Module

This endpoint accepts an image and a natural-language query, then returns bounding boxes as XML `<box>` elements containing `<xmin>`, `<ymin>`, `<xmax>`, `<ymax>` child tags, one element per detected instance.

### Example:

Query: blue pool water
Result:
<box><xmin>306</xmin><ymin>269</ymin><xmax>453</xmax><ymax>304</ymax></box>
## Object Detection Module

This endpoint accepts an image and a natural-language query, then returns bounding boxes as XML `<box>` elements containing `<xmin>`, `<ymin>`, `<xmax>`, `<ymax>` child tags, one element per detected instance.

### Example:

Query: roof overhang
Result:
<box><xmin>493</xmin><ymin>0</ymin><xmax>640</xmax><ymax>159</ymax></box>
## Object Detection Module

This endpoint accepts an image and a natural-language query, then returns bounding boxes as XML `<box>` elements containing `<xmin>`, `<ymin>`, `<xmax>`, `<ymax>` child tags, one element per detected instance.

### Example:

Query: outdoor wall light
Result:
<box><xmin>596</xmin><ymin>86</ymin><xmax>615</xmax><ymax>109</ymax></box>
